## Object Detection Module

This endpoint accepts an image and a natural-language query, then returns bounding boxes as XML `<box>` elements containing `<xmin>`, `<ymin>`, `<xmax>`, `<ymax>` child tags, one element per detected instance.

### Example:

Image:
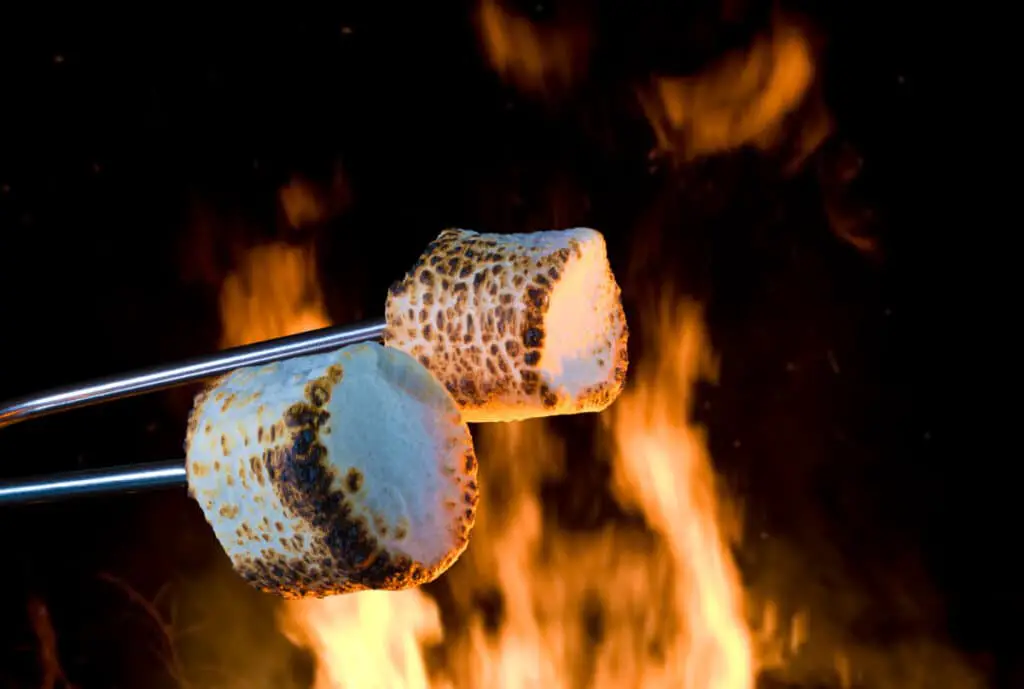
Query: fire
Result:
<box><xmin>175</xmin><ymin>13</ymin><xmax>985</xmax><ymax>686</ymax></box>
<box><xmin>473</xmin><ymin>6</ymin><xmax>828</xmax><ymax>163</ymax></box>
<box><xmin>216</xmin><ymin>193</ymin><xmax>757</xmax><ymax>687</ymax></box>
<box><xmin>640</xmin><ymin>18</ymin><xmax>823</xmax><ymax>161</ymax></box>
<box><xmin>279</xmin><ymin>179</ymin><xmax>328</xmax><ymax>231</ymax></box>
<box><xmin>606</xmin><ymin>299</ymin><xmax>754</xmax><ymax>688</ymax></box>
<box><xmin>434</xmin><ymin>300</ymin><xmax>753</xmax><ymax>689</ymax></box>
<box><xmin>217</xmin><ymin>242</ymin><xmax>331</xmax><ymax>349</ymax></box>
<box><xmin>279</xmin><ymin>169</ymin><xmax>351</xmax><ymax>231</ymax></box>
<box><xmin>476</xmin><ymin>0</ymin><xmax>592</xmax><ymax>96</ymax></box>
<box><xmin>278</xmin><ymin>591</ymin><xmax>443</xmax><ymax>689</ymax></box>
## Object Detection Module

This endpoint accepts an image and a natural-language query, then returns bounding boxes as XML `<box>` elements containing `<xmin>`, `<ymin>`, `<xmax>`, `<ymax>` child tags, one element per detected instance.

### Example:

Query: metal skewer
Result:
<box><xmin>0</xmin><ymin>460</ymin><xmax>187</xmax><ymax>506</ymax></box>
<box><xmin>0</xmin><ymin>317</ymin><xmax>387</xmax><ymax>506</ymax></box>
<box><xmin>0</xmin><ymin>317</ymin><xmax>386</xmax><ymax>429</ymax></box>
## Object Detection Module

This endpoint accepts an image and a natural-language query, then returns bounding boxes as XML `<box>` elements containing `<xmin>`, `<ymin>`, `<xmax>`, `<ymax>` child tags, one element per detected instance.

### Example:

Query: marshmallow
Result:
<box><xmin>385</xmin><ymin>228</ymin><xmax>629</xmax><ymax>422</ymax></box>
<box><xmin>184</xmin><ymin>342</ymin><xmax>478</xmax><ymax>599</ymax></box>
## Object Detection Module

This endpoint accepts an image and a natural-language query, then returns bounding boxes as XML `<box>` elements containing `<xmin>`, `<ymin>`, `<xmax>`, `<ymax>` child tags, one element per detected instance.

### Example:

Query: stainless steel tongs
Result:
<box><xmin>0</xmin><ymin>318</ymin><xmax>387</xmax><ymax>505</ymax></box>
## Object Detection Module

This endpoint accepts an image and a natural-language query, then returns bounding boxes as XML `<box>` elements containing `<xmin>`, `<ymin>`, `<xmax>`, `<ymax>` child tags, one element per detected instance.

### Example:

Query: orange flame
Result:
<box><xmin>217</xmin><ymin>242</ymin><xmax>330</xmax><ymax>349</ymax></box>
<box><xmin>475</xmin><ymin>6</ymin><xmax>827</xmax><ymax>162</ymax></box>
<box><xmin>278</xmin><ymin>591</ymin><xmax>443</xmax><ymax>689</ymax></box>
<box><xmin>607</xmin><ymin>299</ymin><xmax>754</xmax><ymax>688</ymax></box>
<box><xmin>279</xmin><ymin>169</ymin><xmax>351</xmax><ymax>231</ymax></box>
<box><xmin>476</xmin><ymin>0</ymin><xmax>592</xmax><ymax>96</ymax></box>
<box><xmin>641</xmin><ymin>19</ymin><xmax>828</xmax><ymax>162</ymax></box>
<box><xmin>430</xmin><ymin>299</ymin><xmax>755</xmax><ymax>689</ymax></box>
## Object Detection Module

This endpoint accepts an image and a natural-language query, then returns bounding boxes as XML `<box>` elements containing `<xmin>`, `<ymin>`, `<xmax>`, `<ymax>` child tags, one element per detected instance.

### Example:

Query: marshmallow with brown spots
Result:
<box><xmin>384</xmin><ymin>228</ymin><xmax>629</xmax><ymax>423</ymax></box>
<box><xmin>184</xmin><ymin>341</ymin><xmax>479</xmax><ymax>599</ymax></box>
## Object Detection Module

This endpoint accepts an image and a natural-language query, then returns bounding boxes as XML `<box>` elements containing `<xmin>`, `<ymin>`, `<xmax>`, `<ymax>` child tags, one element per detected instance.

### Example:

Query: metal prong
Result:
<box><xmin>0</xmin><ymin>317</ymin><xmax>387</xmax><ymax>429</ymax></box>
<box><xmin>0</xmin><ymin>460</ymin><xmax>186</xmax><ymax>506</ymax></box>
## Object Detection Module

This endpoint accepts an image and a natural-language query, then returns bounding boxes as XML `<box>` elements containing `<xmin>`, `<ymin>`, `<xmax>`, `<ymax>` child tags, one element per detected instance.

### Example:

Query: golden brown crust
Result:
<box><xmin>185</xmin><ymin>344</ymin><xmax>478</xmax><ymax>599</ymax></box>
<box><xmin>384</xmin><ymin>228</ymin><xmax>629</xmax><ymax>422</ymax></box>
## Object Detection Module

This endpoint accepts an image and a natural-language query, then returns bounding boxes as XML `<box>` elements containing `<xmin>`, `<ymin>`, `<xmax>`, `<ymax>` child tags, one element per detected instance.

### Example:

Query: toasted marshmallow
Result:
<box><xmin>184</xmin><ymin>342</ymin><xmax>478</xmax><ymax>599</ymax></box>
<box><xmin>385</xmin><ymin>228</ymin><xmax>629</xmax><ymax>422</ymax></box>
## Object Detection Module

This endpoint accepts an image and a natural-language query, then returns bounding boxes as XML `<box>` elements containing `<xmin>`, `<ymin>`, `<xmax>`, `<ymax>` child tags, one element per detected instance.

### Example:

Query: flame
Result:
<box><xmin>606</xmin><ymin>299</ymin><xmax>754</xmax><ymax>688</ymax></box>
<box><xmin>279</xmin><ymin>169</ymin><xmax>351</xmax><ymax>231</ymax></box>
<box><xmin>476</xmin><ymin>0</ymin><xmax>591</xmax><ymax>96</ymax></box>
<box><xmin>640</xmin><ymin>19</ymin><xmax>827</xmax><ymax>162</ymax></box>
<box><xmin>435</xmin><ymin>300</ymin><xmax>755</xmax><ymax>689</ymax></box>
<box><xmin>217</xmin><ymin>242</ymin><xmax>331</xmax><ymax>349</ymax></box>
<box><xmin>280</xmin><ymin>180</ymin><xmax>327</xmax><ymax>231</ymax></box>
<box><xmin>278</xmin><ymin>591</ymin><xmax>443</xmax><ymax>689</ymax></box>
<box><xmin>475</xmin><ymin>6</ymin><xmax>828</xmax><ymax>163</ymax></box>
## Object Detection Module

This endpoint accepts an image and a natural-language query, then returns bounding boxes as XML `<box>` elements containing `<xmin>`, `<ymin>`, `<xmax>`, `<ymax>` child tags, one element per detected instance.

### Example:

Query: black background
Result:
<box><xmin>0</xmin><ymin>2</ymin><xmax>994</xmax><ymax>688</ymax></box>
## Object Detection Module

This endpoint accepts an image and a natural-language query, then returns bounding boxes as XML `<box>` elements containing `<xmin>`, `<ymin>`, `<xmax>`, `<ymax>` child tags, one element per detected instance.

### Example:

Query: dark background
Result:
<box><xmin>0</xmin><ymin>2</ymin><xmax>992</xmax><ymax>688</ymax></box>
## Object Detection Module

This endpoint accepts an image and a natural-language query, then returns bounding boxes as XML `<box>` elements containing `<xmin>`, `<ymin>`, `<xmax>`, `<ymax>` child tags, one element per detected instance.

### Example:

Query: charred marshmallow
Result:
<box><xmin>184</xmin><ymin>342</ymin><xmax>478</xmax><ymax>599</ymax></box>
<box><xmin>384</xmin><ymin>228</ymin><xmax>629</xmax><ymax>423</ymax></box>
